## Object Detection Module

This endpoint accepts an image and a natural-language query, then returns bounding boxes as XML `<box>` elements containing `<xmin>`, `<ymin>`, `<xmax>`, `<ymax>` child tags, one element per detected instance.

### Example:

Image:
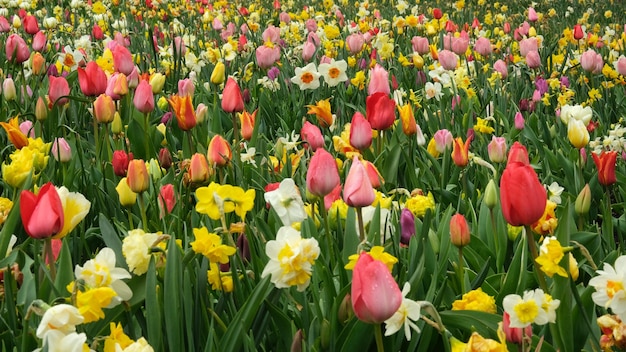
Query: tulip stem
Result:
<box><xmin>138</xmin><ymin>193</ymin><xmax>148</xmax><ymax>231</ymax></box>
<box><xmin>143</xmin><ymin>112</ymin><xmax>150</xmax><ymax>159</ymax></box>
<box><xmin>457</xmin><ymin>247</ymin><xmax>465</xmax><ymax>294</ymax></box>
<box><xmin>186</xmin><ymin>130</ymin><xmax>195</xmax><ymax>155</ymax></box>
<box><xmin>356</xmin><ymin>206</ymin><xmax>365</xmax><ymax>244</ymax></box>
<box><xmin>44</xmin><ymin>237</ymin><xmax>56</xmax><ymax>282</ymax></box>
<box><xmin>525</xmin><ymin>226</ymin><xmax>548</xmax><ymax>293</ymax></box>
<box><xmin>374</xmin><ymin>323</ymin><xmax>385</xmax><ymax>352</ymax></box>
<box><xmin>319</xmin><ymin>198</ymin><xmax>334</xmax><ymax>264</ymax></box>
<box><xmin>490</xmin><ymin>209</ymin><xmax>502</xmax><ymax>270</ymax></box>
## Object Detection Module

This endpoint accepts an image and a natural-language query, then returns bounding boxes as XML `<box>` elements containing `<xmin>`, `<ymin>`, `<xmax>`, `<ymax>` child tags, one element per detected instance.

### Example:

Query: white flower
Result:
<box><xmin>36</xmin><ymin>330</ymin><xmax>90</xmax><ymax>352</ymax></box>
<box><xmin>240</xmin><ymin>143</ymin><xmax>257</xmax><ymax>167</ymax></box>
<box><xmin>264</xmin><ymin>178</ymin><xmax>307</xmax><ymax>226</ymax></box>
<box><xmin>590</xmin><ymin>255</ymin><xmax>626</xmax><ymax>321</ymax></box>
<box><xmin>502</xmin><ymin>289</ymin><xmax>550</xmax><ymax>328</ymax></box>
<box><xmin>55</xmin><ymin>186</ymin><xmax>91</xmax><ymax>238</ymax></box>
<box><xmin>122</xmin><ymin>229</ymin><xmax>160</xmax><ymax>276</ymax></box>
<box><xmin>6</xmin><ymin>234</ymin><xmax>16</xmax><ymax>257</ymax></box>
<box><xmin>290</xmin><ymin>62</ymin><xmax>321</xmax><ymax>90</ymax></box>
<box><xmin>384</xmin><ymin>283</ymin><xmax>421</xmax><ymax>340</ymax></box>
<box><xmin>261</xmin><ymin>226</ymin><xmax>320</xmax><ymax>291</ymax></box>
<box><xmin>75</xmin><ymin>247</ymin><xmax>133</xmax><ymax>306</ymax></box>
<box><xmin>546</xmin><ymin>182</ymin><xmax>564</xmax><ymax>205</ymax></box>
<box><xmin>560</xmin><ymin>104</ymin><xmax>592</xmax><ymax>125</ymax></box>
<box><xmin>36</xmin><ymin>304</ymin><xmax>84</xmax><ymax>339</ymax></box>
<box><xmin>318</xmin><ymin>59</ymin><xmax>348</xmax><ymax>87</ymax></box>
<box><xmin>424</xmin><ymin>82</ymin><xmax>443</xmax><ymax>101</ymax></box>
<box><xmin>276</xmin><ymin>131</ymin><xmax>300</xmax><ymax>153</ymax></box>
<box><xmin>116</xmin><ymin>337</ymin><xmax>154</xmax><ymax>352</ymax></box>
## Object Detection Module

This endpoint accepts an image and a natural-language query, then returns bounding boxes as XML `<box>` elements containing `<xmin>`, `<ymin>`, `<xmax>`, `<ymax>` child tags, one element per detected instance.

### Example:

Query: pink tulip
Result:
<box><xmin>351</xmin><ymin>252</ymin><xmax>402</xmax><ymax>324</ymax></box>
<box><xmin>133</xmin><ymin>80</ymin><xmax>155</xmax><ymax>114</ymax></box>
<box><xmin>5</xmin><ymin>34</ymin><xmax>30</xmax><ymax>64</ymax></box>
<box><xmin>346</xmin><ymin>33</ymin><xmax>365</xmax><ymax>55</ymax></box>
<box><xmin>207</xmin><ymin>134</ymin><xmax>232</xmax><ymax>167</ymax></box>
<box><xmin>528</xmin><ymin>7</ymin><xmax>538</xmax><ymax>22</ymax></box>
<box><xmin>78</xmin><ymin>61</ymin><xmax>107</xmax><ymax>97</ymax></box>
<box><xmin>48</xmin><ymin>75</ymin><xmax>70</xmax><ymax>106</ymax></box>
<box><xmin>434</xmin><ymin>129</ymin><xmax>453</xmax><ymax>153</ymax></box>
<box><xmin>438</xmin><ymin>49</ymin><xmax>458</xmax><ymax>70</ymax></box>
<box><xmin>262</xmin><ymin>25</ymin><xmax>281</xmax><ymax>44</ymax></box>
<box><xmin>487</xmin><ymin>136</ymin><xmax>507</xmax><ymax>163</ymax></box>
<box><xmin>350</xmin><ymin>112</ymin><xmax>372</xmax><ymax>150</ymax></box>
<box><xmin>178</xmin><ymin>78</ymin><xmax>195</xmax><ymax>97</ymax></box>
<box><xmin>367</xmin><ymin>64</ymin><xmax>390</xmax><ymax>96</ymax></box>
<box><xmin>411</xmin><ymin>36</ymin><xmax>429</xmax><ymax>55</ymax></box>
<box><xmin>301</xmin><ymin>121</ymin><xmax>324</xmax><ymax>151</ymax></box>
<box><xmin>106</xmin><ymin>73</ymin><xmax>128</xmax><ymax>100</ymax></box>
<box><xmin>32</xmin><ymin>31</ymin><xmax>46</xmax><ymax>52</ymax></box>
<box><xmin>493</xmin><ymin>59</ymin><xmax>508</xmax><ymax>78</ymax></box>
<box><xmin>343</xmin><ymin>156</ymin><xmax>375</xmax><ymax>207</ymax></box>
<box><xmin>525</xmin><ymin>50</ymin><xmax>541</xmax><ymax>69</ymax></box>
<box><xmin>519</xmin><ymin>38</ymin><xmax>538</xmax><ymax>57</ymax></box>
<box><xmin>474</xmin><ymin>37</ymin><xmax>492</xmax><ymax>56</ymax></box>
<box><xmin>221</xmin><ymin>77</ymin><xmax>244</xmax><ymax>113</ymax></box>
<box><xmin>256</xmin><ymin>45</ymin><xmax>280</xmax><ymax>69</ymax></box>
<box><xmin>503</xmin><ymin>312</ymin><xmax>533</xmax><ymax>344</ymax></box>
<box><xmin>616</xmin><ymin>56</ymin><xmax>626</xmax><ymax>76</ymax></box>
<box><xmin>158</xmin><ymin>184</ymin><xmax>175</xmax><ymax>218</ymax></box>
<box><xmin>23</xmin><ymin>14</ymin><xmax>39</xmax><ymax>35</ymax></box>
<box><xmin>112</xmin><ymin>44</ymin><xmax>134</xmax><ymax>75</ymax></box>
<box><xmin>0</xmin><ymin>16</ymin><xmax>10</xmax><ymax>32</ymax></box>
<box><xmin>451</xmin><ymin>36</ymin><xmax>469</xmax><ymax>55</ymax></box>
<box><xmin>302</xmin><ymin>41</ymin><xmax>316</xmax><ymax>62</ymax></box>
<box><xmin>52</xmin><ymin>137</ymin><xmax>72</xmax><ymax>163</ymax></box>
<box><xmin>306</xmin><ymin>148</ymin><xmax>340</xmax><ymax>197</ymax></box>
<box><xmin>580</xmin><ymin>49</ymin><xmax>603</xmax><ymax>74</ymax></box>
<box><xmin>514</xmin><ymin>112</ymin><xmax>525</xmax><ymax>130</ymax></box>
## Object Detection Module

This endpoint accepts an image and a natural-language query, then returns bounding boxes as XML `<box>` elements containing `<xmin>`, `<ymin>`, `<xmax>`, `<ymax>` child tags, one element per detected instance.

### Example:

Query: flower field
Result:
<box><xmin>1</xmin><ymin>0</ymin><xmax>626</xmax><ymax>350</ymax></box>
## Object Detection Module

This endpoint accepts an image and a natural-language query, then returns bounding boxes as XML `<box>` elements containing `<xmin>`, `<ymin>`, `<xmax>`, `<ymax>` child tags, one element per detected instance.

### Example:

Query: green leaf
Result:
<box><xmin>99</xmin><ymin>214</ymin><xmax>127</xmax><ymax>270</ymax></box>
<box><xmin>53</xmin><ymin>238</ymin><xmax>74</xmax><ymax>299</ymax></box>
<box><xmin>145</xmin><ymin>258</ymin><xmax>162</xmax><ymax>351</ymax></box>
<box><xmin>218</xmin><ymin>277</ymin><xmax>273</xmax><ymax>351</ymax></box>
<box><xmin>439</xmin><ymin>310</ymin><xmax>501</xmax><ymax>338</ymax></box>
<box><xmin>164</xmin><ymin>241</ymin><xmax>184</xmax><ymax>351</ymax></box>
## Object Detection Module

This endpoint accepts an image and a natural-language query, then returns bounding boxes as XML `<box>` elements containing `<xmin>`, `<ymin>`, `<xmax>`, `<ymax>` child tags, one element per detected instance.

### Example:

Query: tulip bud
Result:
<box><xmin>400</xmin><ymin>208</ymin><xmax>415</xmax><ymax>246</ymax></box>
<box><xmin>188</xmin><ymin>153</ymin><xmax>211</xmax><ymax>184</ymax></box>
<box><xmin>320</xmin><ymin>319</ymin><xmax>330</xmax><ymax>350</ymax></box>
<box><xmin>484</xmin><ymin>179</ymin><xmax>498</xmax><ymax>209</ymax></box>
<box><xmin>126</xmin><ymin>159</ymin><xmax>149</xmax><ymax>193</ymax></box>
<box><xmin>31</xmin><ymin>52</ymin><xmax>45</xmax><ymax>75</ymax></box>
<box><xmin>575</xmin><ymin>184</ymin><xmax>591</xmax><ymax>216</ymax></box>
<box><xmin>158</xmin><ymin>148</ymin><xmax>172</xmax><ymax>170</ymax></box>
<box><xmin>51</xmin><ymin>138</ymin><xmax>72</xmax><ymax>163</ymax></box>
<box><xmin>338</xmin><ymin>294</ymin><xmax>353</xmax><ymax>324</ymax></box>
<box><xmin>35</xmin><ymin>96</ymin><xmax>48</xmax><ymax>121</ymax></box>
<box><xmin>111</xmin><ymin>112</ymin><xmax>123</xmax><ymax>135</ymax></box>
<box><xmin>450</xmin><ymin>213</ymin><xmax>470</xmax><ymax>248</ymax></box>
<box><xmin>93</xmin><ymin>94</ymin><xmax>116</xmax><ymax>123</ymax></box>
<box><xmin>150</xmin><ymin>73</ymin><xmax>166</xmax><ymax>94</ymax></box>
<box><xmin>116</xmin><ymin>177</ymin><xmax>137</xmax><ymax>207</ymax></box>
<box><xmin>569</xmin><ymin>253</ymin><xmax>579</xmax><ymax>281</ymax></box>
<box><xmin>3</xmin><ymin>78</ymin><xmax>16</xmax><ymax>101</ymax></box>
<box><xmin>290</xmin><ymin>329</ymin><xmax>303</xmax><ymax>352</ymax></box>
<box><xmin>211</xmin><ymin>61</ymin><xmax>226</xmax><ymax>85</ymax></box>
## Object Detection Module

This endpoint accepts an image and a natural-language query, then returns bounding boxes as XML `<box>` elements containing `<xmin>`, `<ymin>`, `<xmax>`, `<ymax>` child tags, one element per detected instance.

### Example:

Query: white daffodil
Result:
<box><xmin>384</xmin><ymin>282</ymin><xmax>422</xmax><ymax>340</ymax></box>
<box><xmin>264</xmin><ymin>178</ymin><xmax>307</xmax><ymax>226</ymax></box>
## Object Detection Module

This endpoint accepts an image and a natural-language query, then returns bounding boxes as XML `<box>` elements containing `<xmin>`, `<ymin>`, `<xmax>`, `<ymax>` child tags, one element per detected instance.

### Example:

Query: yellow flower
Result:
<box><xmin>97</xmin><ymin>48</ymin><xmax>115</xmax><ymax>74</ymax></box>
<box><xmin>195</xmin><ymin>182</ymin><xmax>228</xmax><ymax>220</ymax></box>
<box><xmin>116</xmin><ymin>178</ymin><xmax>137</xmax><ymax>208</ymax></box>
<box><xmin>351</xmin><ymin>71</ymin><xmax>366</xmax><ymax>90</ymax></box>
<box><xmin>218</xmin><ymin>184</ymin><xmax>256</xmax><ymax>219</ymax></box>
<box><xmin>191</xmin><ymin>227</ymin><xmax>236</xmax><ymax>264</ymax></box>
<box><xmin>531</xmin><ymin>200</ymin><xmax>558</xmax><ymax>235</ymax></box>
<box><xmin>405</xmin><ymin>192</ymin><xmax>436</xmax><ymax>218</ymax></box>
<box><xmin>473</xmin><ymin>118</ymin><xmax>495</xmax><ymax>134</ymax></box>
<box><xmin>2</xmin><ymin>148</ymin><xmax>35</xmax><ymax>188</ymax></box>
<box><xmin>450</xmin><ymin>329</ymin><xmax>507</xmax><ymax>352</ymax></box>
<box><xmin>104</xmin><ymin>323</ymin><xmax>133</xmax><ymax>352</ymax></box>
<box><xmin>427</xmin><ymin>138</ymin><xmax>440</xmax><ymax>158</ymax></box>
<box><xmin>0</xmin><ymin>197</ymin><xmax>13</xmax><ymax>226</ymax></box>
<box><xmin>208</xmin><ymin>262</ymin><xmax>234</xmax><ymax>292</ymax></box>
<box><xmin>122</xmin><ymin>229</ymin><xmax>160</xmax><ymax>275</ymax></box>
<box><xmin>55</xmin><ymin>187</ymin><xmax>91</xmax><ymax>239</ymax></box>
<box><xmin>76</xmin><ymin>287</ymin><xmax>116</xmax><ymax>323</ymax></box>
<box><xmin>452</xmin><ymin>288</ymin><xmax>497</xmax><ymax>313</ymax></box>
<box><xmin>535</xmin><ymin>236</ymin><xmax>568</xmax><ymax>278</ymax></box>
<box><xmin>345</xmin><ymin>246</ymin><xmax>398</xmax><ymax>271</ymax></box>
<box><xmin>307</xmin><ymin>98</ymin><xmax>334</xmax><ymax>128</ymax></box>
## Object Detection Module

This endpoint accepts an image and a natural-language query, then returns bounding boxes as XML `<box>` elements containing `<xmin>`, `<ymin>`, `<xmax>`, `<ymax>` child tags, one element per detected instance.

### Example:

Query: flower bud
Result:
<box><xmin>35</xmin><ymin>96</ymin><xmax>48</xmax><ymax>121</ymax></box>
<box><xmin>211</xmin><ymin>61</ymin><xmax>226</xmax><ymax>85</ymax></box>
<box><xmin>338</xmin><ymin>294</ymin><xmax>353</xmax><ymax>324</ymax></box>
<box><xmin>126</xmin><ymin>159</ymin><xmax>149</xmax><ymax>193</ymax></box>
<box><xmin>3</xmin><ymin>77</ymin><xmax>16</xmax><ymax>101</ymax></box>
<box><xmin>52</xmin><ymin>138</ymin><xmax>72</xmax><ymax>163</ymax></box>
<box><xmin>93</xmin><ymin>94</ymin><xmax>116</xmax><ymax>123</ymax></box>
<box><xmin>111</xmin><ymin>112</ymin><xmax>123</xmax><ymax>135</ymax></box>
<box><xmin>158</xmin><ymin>148</ymin><xmax>172</xmax><ymax>170</ymax></box>
<box><xmin>150</xmin><ymin>73</ymin><xmax>166</xmax><ymax>94</ymax></box>
<box><xmin>450</xmin><ymin>213</ymin><xmax>470</xmax><ymax>248</ymax></box>
<box><xmin>575</xmin><ymin>184</ymin><xmax>591</xmax><ymax>216</ymax></box>
<box><xmin>116</xmin><ymin>177</ymin><xmax>137</xmax><ymax>207</ymax></box>
<box><xmin>484</xmin><ymin>179</ymin><xmax>498</xmax><ymax>209</ymax></box>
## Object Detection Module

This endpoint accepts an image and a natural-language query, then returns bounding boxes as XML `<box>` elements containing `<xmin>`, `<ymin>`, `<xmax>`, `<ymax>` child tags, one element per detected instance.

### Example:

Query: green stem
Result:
<box><xmin>319</xmin><ymin>197</ymin><xmax>334</xmax><ymax>265</ymax></box>
<box><xmin>458</xmin><ymin>247</ymin><xmax>465</xmax><ymax>294</ymax></box>
<box><xmin>127</xmin><ymin>208</ymin><xmax>134</xmax><ymax>229</ymax></box>
<box><xmin>186</xmin><ymin>129</ymin><xmax>195</xmax><ymax>155</ymax></box>
<box><xmin>525</xmin><ymin>225</ymin><xmax>548</xmax><ymax>293</ymax></box>
<box><xmin>374</xmin><ymin>323</ymin><xmax>384</xmax><ymax>352</ymax></box>
<box><xmin>356</xmin><ymin>206</ymin><xmax>365</xmax><ymax>244</ymax></box>
<box><xmin>143</xmin><ymin>112</ymin><xmax>150</xmax><ymax>159</ymax></box>
<box><xmin>490</xmin><ymin>209</ymin><xmax>502</xmax><ymax>270</ymax></box>
<box><xmin>44</xmin><ymin>237</ymin><xmax>56</xmax><ymax>282</ymax></box>
<box><xmin>138</xmin><ymin>193</ymin><xmax>148</xmax><ymax>231</ymax></box>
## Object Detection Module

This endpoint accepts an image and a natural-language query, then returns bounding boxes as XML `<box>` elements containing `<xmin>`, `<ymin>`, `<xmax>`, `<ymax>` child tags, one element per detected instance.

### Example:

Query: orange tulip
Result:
<box><xmin>239</xmin><ymin>109</ymin><xmax>257</xmax><ymax>141</ymax></box>
<box><xmin>126</xmin><ymin>159</ymin><xmax>149</xmax><ymax>193</ymax></box>
<box><xmin>592</xmin><ymin>151</ymin><xmax>617</xmax><ymax>186</ymax></box>
<box><xmin>0</xmin><ymin>116</ymin><xmax>28</xmax><ymax>149</ymax></box>
<box><xmin>168</xmin><ymin>95</ymin><xmax>196</xmax><ymax>131</ymax></box>
<box><xmin>207</xmin><ymin>135</ymin><xmax>232</xmax><ymax>167</ymax></box>
<box><xmin>451</xmin><ymin>137</ymin><xmax>471</xmax><ymax>167</ymax></box>
<box><xmin>306</xmin><ymin>99</ymin><xmax>333</xmax><ymax>128</ymax></box>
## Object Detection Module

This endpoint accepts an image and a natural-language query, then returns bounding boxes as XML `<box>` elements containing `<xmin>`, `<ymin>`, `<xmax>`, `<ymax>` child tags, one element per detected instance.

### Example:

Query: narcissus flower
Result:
<box><xmin>261</xmin><ymin>226</ymin><xmax>320</xmax><ymax>291</ymax></box>
<box><xmin>36</xmin><ymin>303</ymin><xmax>84</xmax><ymax>338</ymax></box>
<box><xmin>384</xmin><ymin>282</ymin><xmax>422</xmax><ymax>340</ymax></box>
<box><xmin>264</xmin><ymin>178</ymin><xmax>307</xmax><ymax>226</ymax></box>
<box><xmin>290</xmin><ymin>62</ymin><xmax>321</xmax><ymax>90</ymax></box>
<box><xmin>73</xmin><ymin>247</ymin><xmax>132</xmax><ymax>305</ymax></box>
<box><xmin>318</xmin><ymin>59</ymin><xmax>348</xmax><ymax>87</ymax></box>
<box><xmin>590</xmin><ymin>255</ymin><xmax>626</xmax><ymax>322</ymax></box>
<box><xmin>191</xmin><ymin>227</ymin><xmax>236</xmax><ymax>264</ymax></box>
<box><xmin>345</xmin><ymin>246</ymin><xmax>398</xmax><ymax>271</ymax></box>
<box><xmin>54</xmin><ymin>186</ymin><xmax>91</xmax><ymax>239</ymax></box>
<box><xmin>535</xmin><ymin>236</ymin><xmax>568</xmax><ymax>278</ymax></box>
<box><xmin>452</xmin><ymin>288</ymin><xmax>497</xmax><ymax>313</ymax></box>
<box><xmin>503</xmin><ymin>288</ymin><xmax>560</xmax><ymax>328</ymax></box>
<box><xmin>76</xmin><ymin>287</ymin><xmax>116</xmax><ymax>323</ymax></box>
<box><xmin>122</xmin><ymin>229</ymin><xmax>160</xmax><ymax>275</ymax></box>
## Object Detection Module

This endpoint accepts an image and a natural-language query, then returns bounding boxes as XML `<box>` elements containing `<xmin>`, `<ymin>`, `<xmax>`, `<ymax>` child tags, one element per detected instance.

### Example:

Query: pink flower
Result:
<box><xmin>23</xmin><ymin>14</ymin><xmax>39</xmax><ymax>35</ymax></box>
<box><xmin>133</xmin><ymin>80</ymin><xmax>155</xmax><ymax>114</ymax></box>
<box><xmin>256</xmin><ymin>45</ymin><xmax>280</xmax><ymax>69</ymax></box>
<box><xmin>48</xmin><ymin>75</ymin><xmax>70</xmax><ymax>106</ymax></box>
<box><xmin>301</xmin><ymin>121</ymin><xmax>324</xmax><ymax>151</ymax></box>
<box><xmin>5</xmin><ymin>34</ymin><xmax>30</xmax><ymax>64</ymax></box>
<box><xmin>438</xmin><ymin>49</ymin><xmax>458</xmax><ymax>70</ymax></box>
<box><xmin>343</xmin><ymin>156</ymin><xmax>375</xmax><ymax>207</ymax></box>
<box><xmin>528</xmin><ymin>7</ymin><xmax>538</xmax><ymax>22</ymax></box>
<box><xmin>351</xmin><ymin>252</ymin><xmax>402</xmax><ymax>324</ymax></box>
<box><xmin>411</xmin><ymin>36</ymin><xmax>429</xmax><ymax>55</ymax></box>
<box><xmin>514</xmin><ymin>112</ymin><xmax>525</xmax><ymax>130</ymax></box>
<box><xmin>350</xmin><ymin>112</ymin><xmax>372</xmax><ymax>150</ymax></box>
<box><xmin>77</xmin><ymin>61</ymin><xmax>108</xmax><ymax>97</ymax></box>
<box><xmin>32</xmin><ymin>31</ymin><xmax>46</xmax><ymax>52</ymax></box>
<box><xmin>434</xmin><ymin>129</ymin><xmax>453</xmax><ymax>153</ymax></box>
<box><xmin>616</xmin><ymin>56</ymin><xmax>626</xmax><ymax>76</ymax></box>
<box><xmin>519</xmin><ymin>38</ymin><xmax>538</xmax><ymax>57</ymax></box>
<box><xmin>494</xmin><ymin>59</ymin><xmax>508</xmax><ymax>78</ymax></box>
<box><xmin>525</xmin><ymin>50</ymin><xmax>541</xmax><ymax>69</ymax></box>
<box><xmin>346</xmin><ymin>33</ymin><xmax>365</xmax><ymax>55</ymax></box>
<box><xmin>158</xmin><ymin>184</ymin><xmax>175</xmax><ymax>218</ymax></box>
<box><xmin>302</xmin><ymin>41</ymin><xmax>316</xmax><ymax>62</ymax></box>
<box><xmin>221</xmin><ymin>77</ymin><xmax>244</xmax><ymax>113</ymax></box>
<box><xmin>487</xmin><ymin>136</ymin><xmax>507</xmax><ymax>163</ymax></box>
<box><xmin>581</xmin><ymin>49</ymin><xmax>603</xmax><ymax>74</ymax></box>
<box><xmin>474</xmin><ymin>37</ymin><xmax>492</xmax><ymax>56</ymax></box>
<box><xmin>306</xmin><ymin>148</ymin><xmax>340</xmax><ymax>197</ymax></box>
<box><xmin>366</xmin><ymin>92</ymin><xmax>396</xmax><ymax>131</ymax></box>
<box><xmin>112</xmin><ymin>44</ymin><xmax>134</xmax><ymax>75</ymax></box>
<box><xmin>367</xmin><ymin>64</ymin><xmax>390</xmax><ymax>96</ymax></box>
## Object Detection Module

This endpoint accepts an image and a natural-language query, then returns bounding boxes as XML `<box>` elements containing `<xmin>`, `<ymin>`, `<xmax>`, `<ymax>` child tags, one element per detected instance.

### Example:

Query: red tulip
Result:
<box><xmin>365</xmin><ymin>92</ymin><xmax>396</xmax><ymax>131</ymax></box>
<box><xmin>6</xmin><ymin>34</ymin><xmax>30</xmax><ymax>64</ymax></box>
<box><xmin>362</xmin><ymin>160</ymin><xmax>383</xmax><ymax>188</ymax></box>
<box><xmin>158</xmin><ymin>184</ymin><xmax>175</xmax><ymax>218</ymax></box>
<box><xmin>20</xmin><ymin>182</ymin><xmax>64</xmax><ymax>239</ymax></box>
<box><xmin>433</xmin><ymin>8</ymin><xmax>443</xmax><ymax>19</ymax></box>
<box><xmin>343</xmin><ymin>156</ymin><xmax>375</xmax><ymax>208</ymax></box>
<box><xmin>207</xmin><ymin>134</ymin><xmax>232</xmax><ymax>167</ymax></box>
<box><xmin>573</xmin><ymin>24</ymin><xmax>584</xmax><ymax>40</ymax></box>
<box><xmin>112</xmin><ymin>150</ymin><xmax>131</xmax><ymax>177</ymax></box>
<box><xmin>133</xmin><ymin>80</ymin><xmax>154</xmax><ymax>114</ymax></box>
<box><xmin>500</xmin><ymin>142</ymin><xmax>546</xmax><ymax>226</ymax></box>
<box><xmin>78</xmin><ymin>61</ymin><xmax>107</xmax><ymax>97</ymax></box>
<box><xmin>350</xmin><ymin>112</ymin><xmax>372</xmax><ymax>150</ymax></box>
<box><xmin>221</xmin><ymin>77</ymin><xmax>244</xmax><ymax>113</ymax></box>
<box><xmin>592</xmin><ymin>151</ymin><xmax>617</xmax><ymax>186</ymax></box>
<box><xmin>351</xmin><ymin>252</ymin><xmax>402</xmax><ymax>324</ymax></box>
<box><xmin>48</xmin><ymin>75</ymin><xmax>70</xmax><ymax>106</ymax></box>
<box><xmin>22</xmin><ymin>15</ymin><xmax>39</xmax><ymax>35</ymax></box>
<box><xmin>306</xmin><ymin>148</ymin><xmax>340</xmax><ymax>197</ymax></box>
<box><xmin>503</xmin><ymin>312</ymin><xmax>532</xmax><ymax>345</ymax></box>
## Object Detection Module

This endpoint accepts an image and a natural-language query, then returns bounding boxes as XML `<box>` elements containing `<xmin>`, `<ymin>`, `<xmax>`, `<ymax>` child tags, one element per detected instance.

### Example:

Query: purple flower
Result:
<box><xmin>400</xmin><ymin>208</ymin><xmax>415</xmax><ymax>246</ymax></box>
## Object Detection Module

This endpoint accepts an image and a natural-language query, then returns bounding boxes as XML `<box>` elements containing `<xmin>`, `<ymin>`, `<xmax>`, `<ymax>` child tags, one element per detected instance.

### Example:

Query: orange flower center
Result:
<box><xmin>63</xmin><ymin>53</ymin><xmax>75</xmax><ymax>67</ymax></box>
<box><xmin>607</xmin><ymin>280</ymin><xmax>624</xmax><ymax>298</ymax></box>
<box><xmin>301</xmin><ymin>72</ymin><xmax>314</xmax><ymax>84</ymax></box>
<box><xmin>328</xmin><ymin>67</ymin><xmax>340</xmax><ymax>78</ymax></box>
